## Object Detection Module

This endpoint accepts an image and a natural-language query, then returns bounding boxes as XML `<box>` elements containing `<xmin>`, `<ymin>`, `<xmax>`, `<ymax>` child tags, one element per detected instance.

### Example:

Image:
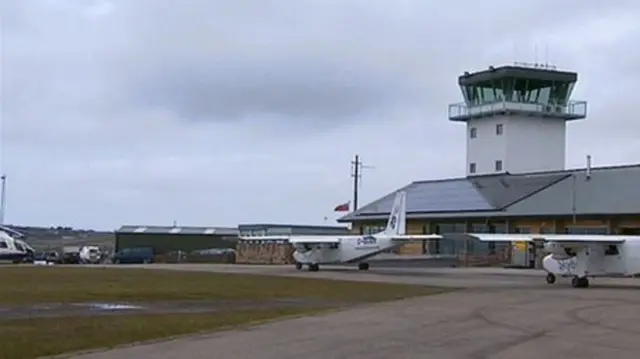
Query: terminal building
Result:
<box><xmin>338</xmin><ymin>63</ymin><xmax>640</xmax><ymax>268</ymax></box>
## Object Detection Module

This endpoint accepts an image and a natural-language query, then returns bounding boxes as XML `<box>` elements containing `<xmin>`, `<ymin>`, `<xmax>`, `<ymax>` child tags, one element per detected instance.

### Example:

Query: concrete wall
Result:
<box><xmin>466</xmin><ymin>114</ymin><xmax>567</xmax><ymax>176</ymax></box>
<box><xmin>235</xmin><ymin>242</ymin><xmax>294</xmax><ymax>264</ymax></box>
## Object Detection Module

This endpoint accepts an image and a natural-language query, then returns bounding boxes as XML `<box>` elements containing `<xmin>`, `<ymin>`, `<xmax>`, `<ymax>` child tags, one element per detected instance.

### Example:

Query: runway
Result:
<box><xmin>70</xmin><ymin>264</ymin><xmax>640</xmax><ymax>359</ymax></box>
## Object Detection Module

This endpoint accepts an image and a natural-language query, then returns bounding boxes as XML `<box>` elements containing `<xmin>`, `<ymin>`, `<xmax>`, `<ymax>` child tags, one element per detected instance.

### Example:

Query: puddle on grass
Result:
<box><xmin>0</xmin><ymin>299</ymin><xmax>337</xmax><ymax>319</ymax></box>
<box><xmin>72</xmin><ymin>303</ymin><xmax>145</xmax><ymax>311</ymax></box>
<box><xmin>0</xmin><ymin>302</ymin><xmax>146</xmax><ymax>319</ymax></box>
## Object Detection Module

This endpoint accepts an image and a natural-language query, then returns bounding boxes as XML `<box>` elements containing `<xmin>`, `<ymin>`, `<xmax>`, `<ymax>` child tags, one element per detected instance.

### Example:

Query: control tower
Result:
<box><xmin>448</xmin><ymin>63</ymin><xmax>587</xmax><ymax>176</ymax></box>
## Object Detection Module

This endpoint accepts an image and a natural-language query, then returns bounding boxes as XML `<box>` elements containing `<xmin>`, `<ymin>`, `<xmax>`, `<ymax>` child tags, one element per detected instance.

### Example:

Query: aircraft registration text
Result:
<box><xmin>557</xmin><ymin>257</ymin><xmax>578</xmax><ymax>273</ymax></box>
<box><xmin>356</xmin><ymin>236</ymin><xmax>379</xmax><ymax>249</ymax></box>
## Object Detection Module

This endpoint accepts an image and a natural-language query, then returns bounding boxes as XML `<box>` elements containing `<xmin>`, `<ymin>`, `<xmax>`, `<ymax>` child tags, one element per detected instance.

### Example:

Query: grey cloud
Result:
<box><xmin>131</xmin><ymin>61</ymin><xmax>418</xmax><ymax>121</ymax></box>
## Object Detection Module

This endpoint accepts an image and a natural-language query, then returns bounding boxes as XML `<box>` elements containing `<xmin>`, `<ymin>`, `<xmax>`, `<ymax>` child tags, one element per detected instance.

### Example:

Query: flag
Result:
<box><xmin>333</xmin><ymin>201</ymin><xmax>350</xmax><ymax>212</ymax></box>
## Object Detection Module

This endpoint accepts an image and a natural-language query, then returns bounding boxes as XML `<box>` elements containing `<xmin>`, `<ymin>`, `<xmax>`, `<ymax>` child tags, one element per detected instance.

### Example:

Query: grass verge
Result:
<box><xmin>0</xmin><ymin>266</ymin><xmax>446</xmax><ymax>305</ymax></box>
<box><xmin>0</xmin><ymin>308</ymin><xmax>323</xmax><ymax>359</ymax></box>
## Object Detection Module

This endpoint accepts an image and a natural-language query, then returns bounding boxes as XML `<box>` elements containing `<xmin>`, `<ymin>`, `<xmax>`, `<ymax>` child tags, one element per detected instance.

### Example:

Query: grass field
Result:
<box><xmin>0</xmin><ymin>266</ymin><xmax>448</xmax><ymax>359</ymax></box>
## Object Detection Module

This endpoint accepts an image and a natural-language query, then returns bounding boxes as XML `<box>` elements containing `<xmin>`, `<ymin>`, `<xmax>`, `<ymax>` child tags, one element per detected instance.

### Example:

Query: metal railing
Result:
<box><xmin>448</xmin><ymin>100</ymin><xmax>587</xmax><ymax>120</ymax></box>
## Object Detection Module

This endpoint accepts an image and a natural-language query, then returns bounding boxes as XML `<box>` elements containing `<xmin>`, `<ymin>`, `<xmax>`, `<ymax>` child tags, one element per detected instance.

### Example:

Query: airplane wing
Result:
<box><xmin>238</xmin><ymin>235</ymin><xmax>341</xmax><ymax>244</ymax></box>
<box><xmin>466</xmin><ymin>233</ymin><xmax>630</xmax><ymax>244</ymax></box>
<box><xmin>238</xmin><ymin>235</ymin><xmax>291</xmax><ymax>241</ymax></box>
<box><xmin>391</xmin><ymin>234</ymin><xmax>443</xmax><ymax>241</ymax></box>
<box><xmin>288</xmin><ymin>237</ymin><xmax>341</xmax><ymax>244</ymax></box>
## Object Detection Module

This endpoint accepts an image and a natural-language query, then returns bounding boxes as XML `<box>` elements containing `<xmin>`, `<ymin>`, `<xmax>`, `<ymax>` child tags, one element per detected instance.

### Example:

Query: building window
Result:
<box><xmin>496</xmin><ymin>123</ymin><xmax>503</xmax><ymax>135</ymax></box>
<box><xmin>470</xmin><ymin>127</ymin><xmax>477</xmax><ymax>138</ymax></box>
<box><xmin>363</xmin><ymin>225</ymin><xmax>385</xmax><ymax>235</ymax></box>
<box><xmin>435</xmin><ymin>223</ymin><xmax>467</xmax><ymax>234</ymax></box>
<box><xmin>471</xmin><ymin>222</ymin><xmax>506</xmax><ymax>234</ymax></box>
<box><xmin>495</xmin><ymin>160</ymin><xmax>503</xmax><ymax>172</ymax></box>
<box><xmin>564</xmin><ymin>227</ymin><xmax>608</xmax><ymax>235</ymax></box>
<box><xmin>469</xmin><ymin>162</ymin><xmax>476</xmax><ymax>174</ymax></box>
<box><xmin>539</xmin><ymin>227</ymin><xmax>554</xmax><ymax>234</ymax></box>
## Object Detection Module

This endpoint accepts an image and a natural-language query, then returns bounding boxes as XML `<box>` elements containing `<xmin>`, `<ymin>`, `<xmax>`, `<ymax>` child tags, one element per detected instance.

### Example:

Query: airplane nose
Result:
<box><xmin>542</xmin><ymin>254</ymin><xmax>558</xmax><ymax>273</ymax></box>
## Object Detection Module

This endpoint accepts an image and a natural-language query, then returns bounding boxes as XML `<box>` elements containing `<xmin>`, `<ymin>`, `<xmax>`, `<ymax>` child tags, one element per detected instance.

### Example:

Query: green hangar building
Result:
<box><xmin>115</xmin><ymin>225</ymin><xmax>239</xmax><ymax>255</ymax></box>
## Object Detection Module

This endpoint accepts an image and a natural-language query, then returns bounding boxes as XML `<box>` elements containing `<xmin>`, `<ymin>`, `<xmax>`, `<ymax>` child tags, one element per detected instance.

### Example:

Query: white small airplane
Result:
<box><xmin>240</xmin><ymin>191</ymin><xmax>442</xmax><ymax>271</ymax></box>
<box><xmin>0</xmin><ymin>228</ymin><xmax>35</xmax><ymax>263</ymax></box>
<box><xmin>467</xmin><ymin>233</ymin><xmax>640</xmax><ymax>288</ymax></box>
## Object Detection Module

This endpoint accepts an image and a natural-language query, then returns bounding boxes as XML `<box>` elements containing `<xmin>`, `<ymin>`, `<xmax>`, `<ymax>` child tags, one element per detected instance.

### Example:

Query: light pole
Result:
<box><xmin>0</xmin><ymin>174</ymin><xmax>6</xmax><ymax>225</ymax></box>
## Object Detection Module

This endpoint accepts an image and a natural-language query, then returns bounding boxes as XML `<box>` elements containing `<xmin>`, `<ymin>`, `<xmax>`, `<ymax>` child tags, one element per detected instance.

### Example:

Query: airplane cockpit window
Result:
<box><xmin>605</xmin><ymin>245</ymin><xmax>619</xmax><ymax>256</ymax></box>
<box><xmin>15</xmin><ymin>242</ymin><xmax>24</xmax><ymax>251</ymax></box>
<box><xmin>0</xmin><ymin>241</ymin><xmax>7</xmax><ymax>248</ymax></box>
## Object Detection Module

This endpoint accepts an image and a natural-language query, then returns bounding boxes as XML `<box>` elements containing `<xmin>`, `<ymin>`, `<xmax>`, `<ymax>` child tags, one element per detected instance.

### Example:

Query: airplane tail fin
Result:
<box><xmin>383</xmin><ymin>191</ymin><xmax>406</xmax><ymax>236</ymax></box>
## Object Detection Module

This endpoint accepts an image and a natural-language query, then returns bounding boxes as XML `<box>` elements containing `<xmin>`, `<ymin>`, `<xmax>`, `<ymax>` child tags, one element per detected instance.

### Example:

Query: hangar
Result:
<box><xmin>115</xmin><ymin>225</ymin><xmax>238</xmax><ymax>260</ymax></box>
<box><xmin>339</xmin><ymin>63</ymin><xmax>640</xmax><ymax>268</ymax></box>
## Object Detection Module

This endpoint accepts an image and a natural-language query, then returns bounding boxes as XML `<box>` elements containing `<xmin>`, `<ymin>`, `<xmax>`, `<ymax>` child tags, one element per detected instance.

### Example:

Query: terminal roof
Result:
<box><xmin>339</xmin><ymin>164</ymin><xmax>640</xmax><ymax>222</ymax></box>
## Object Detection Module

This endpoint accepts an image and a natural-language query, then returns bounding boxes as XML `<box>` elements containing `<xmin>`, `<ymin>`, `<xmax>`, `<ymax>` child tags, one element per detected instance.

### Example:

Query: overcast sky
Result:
<box><xmin>1</xmin><ymin>0</ymin><xmax>639</xmax><ymax>230</ymax></box>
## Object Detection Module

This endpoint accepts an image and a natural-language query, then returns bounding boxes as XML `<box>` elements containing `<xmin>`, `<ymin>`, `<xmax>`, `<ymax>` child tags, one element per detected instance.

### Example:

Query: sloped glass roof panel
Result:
<box><xmin>471</xmin><ymin>173</ymin><xmax>569</xmax><ymax>209</ymax></box>
<box><xmin>357</xmin><ymin>179</ymin><xmax>494</xmax><ymax>215</ymax></box>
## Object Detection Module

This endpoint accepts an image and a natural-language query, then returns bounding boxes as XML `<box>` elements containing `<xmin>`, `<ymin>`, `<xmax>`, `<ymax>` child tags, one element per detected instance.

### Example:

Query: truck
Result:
<box><xmin>78</xmin><ymin>245</ymin><xmax>102</xmax><ymax>264</ymax></box>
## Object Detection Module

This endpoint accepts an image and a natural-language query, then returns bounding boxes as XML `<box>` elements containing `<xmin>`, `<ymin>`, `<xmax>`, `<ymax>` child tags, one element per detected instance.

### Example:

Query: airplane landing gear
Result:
<box><xmin>545</xmin><ymin>273</ymin><xmax>556</xmax><ymax>284</ymax></box>
<box><xmin>571</xmin><ymin>276</ymin><xmax>589</xmax><ymax>288</ymax></box>
<box><xmin>295</xmin><ymin>262</ymin><xmax>303</xmax><ymax>270</ymax></box>
<box><xmin>357</xmin><ymin>262</ymin><xmax>370</xmax><ymax>271</ymax></box>
<box><xmin>308</xmin><ymin>264</ymin><xmax>319</xmax><ymax>272</ymax></box>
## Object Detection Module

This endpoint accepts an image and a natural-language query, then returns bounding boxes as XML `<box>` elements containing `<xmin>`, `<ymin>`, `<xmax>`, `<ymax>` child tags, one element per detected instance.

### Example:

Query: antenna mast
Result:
<box><xmin>350</xmin><ymin>155</ymin><xmax>373</xmax><ymax>211</ymax></box>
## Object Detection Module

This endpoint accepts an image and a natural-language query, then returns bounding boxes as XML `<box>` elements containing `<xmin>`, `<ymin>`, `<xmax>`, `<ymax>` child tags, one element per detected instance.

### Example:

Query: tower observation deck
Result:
<box><xmin>448</xmin><ymin>63</ymin><xmax>588</xmax><ymax>176</ymax></box>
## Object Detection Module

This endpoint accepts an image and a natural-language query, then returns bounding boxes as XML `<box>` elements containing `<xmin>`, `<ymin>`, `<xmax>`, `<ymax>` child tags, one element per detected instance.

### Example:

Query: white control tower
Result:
<box><xmin>448</xmin><ymin>63</ymin><xmax>587</xmax><ymax>176</ymax></box>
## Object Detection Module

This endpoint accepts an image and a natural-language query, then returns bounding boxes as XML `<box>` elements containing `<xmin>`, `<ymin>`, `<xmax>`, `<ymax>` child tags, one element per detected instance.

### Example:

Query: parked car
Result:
<box><xmin>62</xmin><ymin>251</ymin><xmax>81</xmax><ymax>264</ymax></box>
<box><xmin>112</xmin><ymin>246</ymin><xmax>154</xmax><ymax>264</ymax></box>
<box><xmin>32</xmin><ymin>251</ymin><xmax>62</xmax><ymax>265</ymax></box>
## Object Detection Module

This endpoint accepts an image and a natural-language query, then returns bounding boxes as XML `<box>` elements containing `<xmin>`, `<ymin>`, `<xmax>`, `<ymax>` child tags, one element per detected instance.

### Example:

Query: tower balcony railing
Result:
<box><xmin>448</xmin><ymin>100</ymin><xmax>587</xmax><ymax>122</ymax></box>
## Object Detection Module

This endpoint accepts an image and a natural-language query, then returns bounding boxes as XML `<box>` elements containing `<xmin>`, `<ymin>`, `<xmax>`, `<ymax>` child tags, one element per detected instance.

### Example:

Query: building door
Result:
<box><xmin>510</xmin><ymin>227</ymin><xmax>531</xmax><ymax>267</ymax></box>
<box><xmin>510</xmin><ymin>241</ymin><xmax>528</xmax><ymax>267</ymax></box>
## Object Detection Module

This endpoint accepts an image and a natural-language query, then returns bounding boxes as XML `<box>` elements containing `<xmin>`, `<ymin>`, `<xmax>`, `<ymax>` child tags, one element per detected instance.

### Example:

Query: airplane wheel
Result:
<box><xmin>308</xmin><ymin>264</ymin><xmax>319</xmax><ymax>272</ymax></box>
<box><xmin>358</xmin><ymin>262</ymin><xmax>370</xmax><ymax>271</ymax></box>
<box><xmin>580</xmin><ymin>277</ymin><xmax>590</xmax><ymax>288</ymax></box>
<box><xmin>571</xmin><ymin>276</ymin><xmax>589</xmax><ymax>288</ymax></box>
<box><xmin>295</xmin><ymin>262</ymin><xmax>303</xmax><ymax>270</ymax></box>
<box><xmin>545</xmin><ymin>273</ymin><xmax>556</xmax><ymax>284</ymax></box>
